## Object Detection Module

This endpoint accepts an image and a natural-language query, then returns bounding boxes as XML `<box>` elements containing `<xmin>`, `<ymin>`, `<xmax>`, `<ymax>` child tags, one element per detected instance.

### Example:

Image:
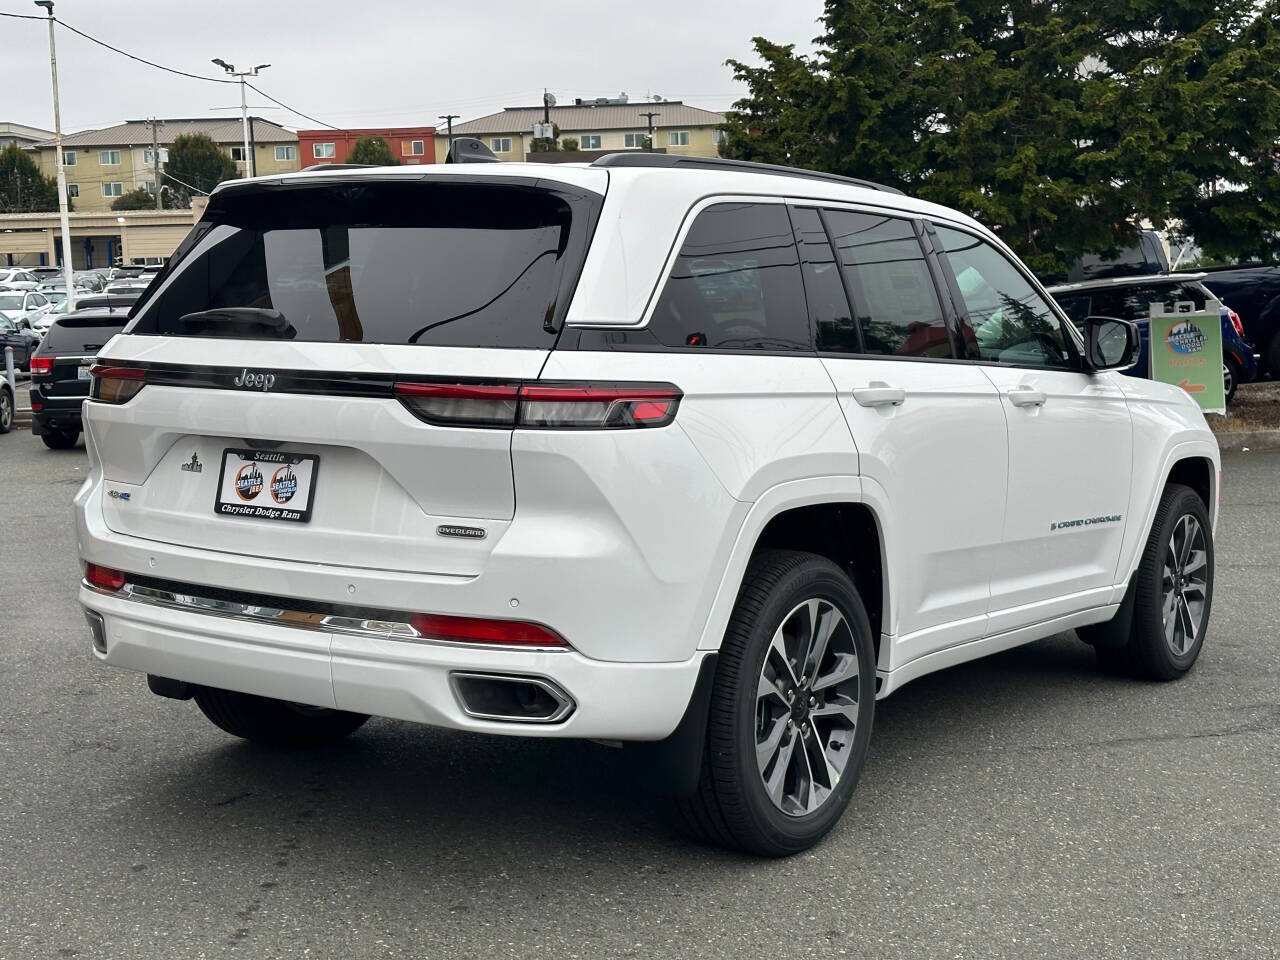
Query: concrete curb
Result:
<box><xmin>1212</xmin><ymin>429</ymin><xmax>1280</xmax><ymax>452</ymax></box>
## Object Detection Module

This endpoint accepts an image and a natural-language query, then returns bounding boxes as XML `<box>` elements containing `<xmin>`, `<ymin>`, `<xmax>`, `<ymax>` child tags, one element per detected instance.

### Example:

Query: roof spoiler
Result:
<box><xmin>446</xmin><ymin>137</ymin><xmax>500</xmax><ymax>164</ymax></box>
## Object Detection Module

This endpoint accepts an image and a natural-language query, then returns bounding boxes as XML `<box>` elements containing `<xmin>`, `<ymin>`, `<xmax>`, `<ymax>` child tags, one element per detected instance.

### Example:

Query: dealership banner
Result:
<box><xmin>1149</xmin><ymin>301</ymin><xmax>1226</xmax><ymax>415</ymax></box>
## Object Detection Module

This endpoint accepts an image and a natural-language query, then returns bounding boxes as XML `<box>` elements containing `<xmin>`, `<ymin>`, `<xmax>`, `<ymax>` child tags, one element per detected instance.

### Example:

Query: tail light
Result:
<box><xmin>89</xmin><ymin>364</ymin><xmax>146</xmax><ymax>404</ymax></box>
<box><xmin>408</xmin><ymin>613</ymin><xmax>568</xmax><ymax>648</ymax></box>
<box><xmin>1228</xmin><ymin>309</ymin><xmax>1244</xmax><ymax>337</ymax></box>
<box><xmin>394</xmin><ymin>381</ymin><xmax>681</xmax><ymax>429</ymax></box>
<box><xmin>84</xmin><ymin>562</ymin><xmax>127</xmax><ymax>592</ymax></box>
<box><xmin>29</xmin><ymin>356</ymin><xmax>53</xmax><ymax>376</ymax></box>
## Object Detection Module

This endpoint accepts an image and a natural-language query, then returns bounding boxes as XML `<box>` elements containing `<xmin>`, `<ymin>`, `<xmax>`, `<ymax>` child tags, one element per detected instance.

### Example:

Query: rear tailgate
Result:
<box><xmin>87</xmin><ymin>171</ymin><xmax>605</xmax><ymax>577</ymax></box>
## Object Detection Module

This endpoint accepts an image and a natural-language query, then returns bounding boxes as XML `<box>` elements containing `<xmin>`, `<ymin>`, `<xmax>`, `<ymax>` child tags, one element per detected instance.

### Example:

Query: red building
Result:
<box><xmin>296</xmin><ymin>127</ymin><xmax>437</xmax><ymax>167</ymax></box>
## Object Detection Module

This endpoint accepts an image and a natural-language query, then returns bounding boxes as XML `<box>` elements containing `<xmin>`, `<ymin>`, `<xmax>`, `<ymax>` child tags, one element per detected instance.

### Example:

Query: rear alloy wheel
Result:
<box><xmin>40</xmin><ymin>429</ymin><xmax>79</xmax><ymax>450</ymax></box>
<box><xmin>194</xmin><ymin>686</ymin><xmax>369</xmax><ymax>748</ymax></box>
<box><xmin>1223</xmin><ymin>358</ymin><xmax>1239</xmax><ymax>406</ymax></box>
<box><xmin>679</xmin><ymin>550</ymin><xmax>876</xmax><ymax>856</ymax></box>
<box><xmin>0</xmin><ymin>388</ymin><xmax>12</xmax><ymax>434</ymax></box>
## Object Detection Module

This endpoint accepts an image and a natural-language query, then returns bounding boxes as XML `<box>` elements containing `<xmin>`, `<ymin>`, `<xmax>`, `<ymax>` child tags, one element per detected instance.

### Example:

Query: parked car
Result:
<box><xmin>29</xmin><ymin>308</ymin><xmax>131</xmax><ymax>449</ymax></box>
<box><xmin>1190</xmin><ymin>265</ymin><xmax>1280</xmax><ymax>378</ymax></box>
<box><xmin>77</xmin><ymin>155</ymin><xmax>1220</xmax><ymax>856</ymax></box>
<box><xmin>0</xmin><ymin>289</ymin><xmax>55</xmax><ymax>339</ymax></box>
<box><xmin>28</xmin><ymin>265</ymin><xmax>63</xmax><ymax>281</ymax></box>
<box><xmin>1048</xmin><ymin>273</ymin><xmax>1255</xmax><ymax>404</ymax></box>
<box><xmin>103</xmin><ymin>280</ymin><xmax>149</xmax><ymax>297</ymax></box>
<box><xmin>0</xmin><ymin>374</ymin><xmax>13</xmax><ymax>434</ymax></box>
<box><xmin>74</xmin><ymin>271</ymin><xmax>106</xmax><ymax>292</ymax></box>
<box><xmin>0</xmin><ymin>268</ymin><xmax>40</xmax><ymax>290</ymax></box>
<box><xmin>0</xmin><ymin>313</ymin><xmax>40</xmax><ymax>371</ymax></box>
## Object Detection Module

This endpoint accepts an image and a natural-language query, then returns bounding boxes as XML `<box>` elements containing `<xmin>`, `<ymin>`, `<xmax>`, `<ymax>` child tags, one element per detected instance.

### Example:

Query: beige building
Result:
<box><xmin>1</xmin><ymin>121</ymin><xmax>53</xmax><ymax>150</ymax></box>
<box><xmin>0</xmin><ymin>207</ymin><xmax>202</xmax><ymax>269</ymax></box>
<box><xmin>29</xmin><ymin>118</ymin><xmax>300</xmax><ymax>213</ymax></box>
<box><xmin>438</xmin><ymin>99</ymin><xmax>727</xmax><ymax>162</ymax></box>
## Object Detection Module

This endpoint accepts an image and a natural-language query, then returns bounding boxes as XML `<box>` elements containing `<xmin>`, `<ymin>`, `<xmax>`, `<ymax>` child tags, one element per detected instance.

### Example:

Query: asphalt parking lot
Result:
<box><xmin>1</xmin><ymin>429</ymin><xmax>1276</xmax><ymax>960</ymax></box>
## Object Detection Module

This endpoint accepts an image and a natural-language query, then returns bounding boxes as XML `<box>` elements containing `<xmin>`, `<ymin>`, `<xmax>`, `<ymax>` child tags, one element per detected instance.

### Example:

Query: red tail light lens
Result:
<box><xmin>408</xmin><ymin>613</ymin><xmax>568</xmax><ymax>648</ymax></box>
<box><xmin>1228</xmin><ymin>309</ymin><xmax>1244</xmax><ymax>336</ymax></box>
<box><xmin>518</xmin><ymin>384</ymin><xmax>680</xmax><ymax>428</ymax></box>
<box><xmin>89</xmin><ymin>364</ymin><xmax>146</xmax><ymax>404</ymax></box>
<box><xmin>394</xmin><ymin>380</ymin><xmax>681</xmax><ymax>429</ymax></box>
<box><xmin>29</xmin><ymin>356</ymin><xmax>54</xmax><ymax>376</ymax></box>
<box><xmin>84</xmin><ymin>562</ymin><xmax>127</xmax><ymax>592</ymax></box>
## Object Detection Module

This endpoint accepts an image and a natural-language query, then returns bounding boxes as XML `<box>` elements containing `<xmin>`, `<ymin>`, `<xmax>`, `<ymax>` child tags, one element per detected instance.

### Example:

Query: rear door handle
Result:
<box><xmin>1006</xmin><ymin>385</ymin><xmax>1047</xmax><ymax>407</ymax></box>
<box><xmin>852</xmin><ymin>382</ymin><xmax>906</xmax><ymax>408</ymax></box>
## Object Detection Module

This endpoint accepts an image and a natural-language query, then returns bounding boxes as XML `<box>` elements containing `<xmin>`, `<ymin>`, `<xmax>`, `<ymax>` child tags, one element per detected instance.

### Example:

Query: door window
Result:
<box><xmin>790</xmin><ymin>207</ymin><xmax>857</xmax><ymax>352</ymax></box>
<box><xmin>934</xmin><ymin>226</ymin><xmax>1072</xmax><ymax>368</ymax></box>
<box><xmin>648</xmin><ymin>202</ymin><xmax>810</xmax><ymax>351</ymax></box>
<box><xmin>825</xmin><ymin>209</ymin><xmax>950</xmax><ymax>358</ymax></box>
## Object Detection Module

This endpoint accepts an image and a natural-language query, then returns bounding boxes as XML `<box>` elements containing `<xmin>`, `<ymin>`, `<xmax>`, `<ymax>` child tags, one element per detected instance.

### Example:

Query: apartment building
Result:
<box><xmin>29</xmin><ymin>118</ymin><xmax>300</xmax><ymax>212</ymax></box>
<box><xmin>439</xmin><ymin>99</ymin><xmax>726</xmax><ymax>162</ymax></box>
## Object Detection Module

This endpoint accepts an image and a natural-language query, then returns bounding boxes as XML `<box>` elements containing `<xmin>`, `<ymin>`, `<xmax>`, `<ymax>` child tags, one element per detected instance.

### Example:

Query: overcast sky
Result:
<box><xmin>6</xmin><ymin>0</ymin><xmax>823</xmax><ymax>134</ymax></box>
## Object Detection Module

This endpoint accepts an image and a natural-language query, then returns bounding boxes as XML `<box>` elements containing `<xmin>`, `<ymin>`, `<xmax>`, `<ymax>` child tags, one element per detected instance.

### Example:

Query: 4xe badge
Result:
<box><xmin>232</xmin><ymin>368</ymin><xmax>277</xmax><ymax>391</ymax></box>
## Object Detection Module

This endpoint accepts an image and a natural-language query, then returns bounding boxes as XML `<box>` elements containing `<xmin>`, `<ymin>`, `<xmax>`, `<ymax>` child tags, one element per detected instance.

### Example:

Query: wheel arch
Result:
<box><xmin>696</xmin><ymin>477</ymin><xmax>892</xmax><ymax>670</ymax></box>
<box><xmin>1121</xmin><ymin>442</ymin><xmax>1220</xmax><ymax>583</ymax></box>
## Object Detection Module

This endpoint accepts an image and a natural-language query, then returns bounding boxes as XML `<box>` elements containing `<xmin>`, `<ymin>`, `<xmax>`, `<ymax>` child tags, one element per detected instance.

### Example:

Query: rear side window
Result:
<box><xmin>41</xmin><ymin>317</ymin><xmax>127</xmax><ymax>352</ymax></box>
<box><xmin>648</xmin><ymin>202</ymin><xmax>810</xmax><ymax>351</ymax></box>
<box><xmin>825</xmin><ymin>210</ymin><xmax>950</xmax><ymax>358</ymax></box>
<box><xmin>790</xmin><ymin>207</ymin><xmax>858</xmax><ymax>353</ymax></box>
<box><xmin>127</xmin><ymin>181</ymin><xmax>590</xmax><ymax>348</ymax></box>
<box><xmin>1086</xmin><ymin>283</ymin><xmax>1208</xmax><ymax>322</ymax></box>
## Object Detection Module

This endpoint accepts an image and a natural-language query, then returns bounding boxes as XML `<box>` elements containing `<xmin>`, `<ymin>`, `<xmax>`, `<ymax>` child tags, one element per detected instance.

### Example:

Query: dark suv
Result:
<box><xmin>29</xmin><ymin>307</ymin><xmax>131</xmax><ymax>449</ymax></box>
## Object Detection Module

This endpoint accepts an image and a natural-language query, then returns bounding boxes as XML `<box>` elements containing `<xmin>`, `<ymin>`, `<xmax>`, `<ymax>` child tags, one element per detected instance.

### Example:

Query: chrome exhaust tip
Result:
<box><xmin>449</xmin><ymin>672</ymin><xmax>574</xmax><ymax>724</ymax></box>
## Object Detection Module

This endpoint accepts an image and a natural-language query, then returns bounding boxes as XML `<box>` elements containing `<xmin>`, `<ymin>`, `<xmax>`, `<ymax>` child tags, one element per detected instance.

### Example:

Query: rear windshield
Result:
<box><xmin>41</xmin><ymin>316</ymin><xmax>127</xmax><ymax>353</ymax></box>
<box><xmin>126</xmin><ymin>180</ymin><xmax>591</xmax><ymax>349</ymax></box>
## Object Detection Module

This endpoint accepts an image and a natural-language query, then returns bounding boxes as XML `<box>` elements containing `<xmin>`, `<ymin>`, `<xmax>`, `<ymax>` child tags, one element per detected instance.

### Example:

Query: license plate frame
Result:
<box><xmin>214</xmin><ymin>448</ymin><xmax>319</xmax><ymax>524</ymax></box>
<box><xmin>77</xmin><ymin>364</ymin><xmax>91</xmax><ymax>381</ymax></box>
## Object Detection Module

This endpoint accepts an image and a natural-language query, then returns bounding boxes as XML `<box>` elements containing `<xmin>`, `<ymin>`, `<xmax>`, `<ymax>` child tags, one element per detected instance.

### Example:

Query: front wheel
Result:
<box><xmin>1092</xmin><ymin>483</ymin><xmax>1214</xmax><ymax>680</ymax></box>
<box><xmin>680</xmin><ymin>550</ymin><xmax>876</xmax><ymax>856</ymax></box>
<box><xmin>194</xmin><ymin>687</ymin><xmax>369</xmax><ymax>747</ymax></box>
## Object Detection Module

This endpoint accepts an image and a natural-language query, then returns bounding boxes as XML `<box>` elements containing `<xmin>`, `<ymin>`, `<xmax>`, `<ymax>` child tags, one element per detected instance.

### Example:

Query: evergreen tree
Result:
<box><xmin>164</xmin><ymin>133</ymin><xmax>237</xmax><ymax>207</ymax></box>
<box><xmin>347</xmin><ymin>135</ymin><xmax>399</xmax><ymax>166</ymax></box>
<box><xmin>0</xmin><ymin>144</ymin><xmax>61</xmax><ymax>213</ymax></box>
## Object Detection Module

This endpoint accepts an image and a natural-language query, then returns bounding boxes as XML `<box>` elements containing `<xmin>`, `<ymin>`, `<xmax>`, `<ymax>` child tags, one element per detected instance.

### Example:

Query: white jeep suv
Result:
<box><xmin>76</xmin><ymin>154</ymin><xmax>1219</xmax><ymax>855</ymax></box>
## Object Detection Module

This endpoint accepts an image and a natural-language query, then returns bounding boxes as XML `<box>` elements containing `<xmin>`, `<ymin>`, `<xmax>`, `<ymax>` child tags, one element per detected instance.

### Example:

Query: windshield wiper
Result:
<box><xmin>176</xmin><ymin>307</ymin><xmax>296</xmax><ymax>339</ymax></box>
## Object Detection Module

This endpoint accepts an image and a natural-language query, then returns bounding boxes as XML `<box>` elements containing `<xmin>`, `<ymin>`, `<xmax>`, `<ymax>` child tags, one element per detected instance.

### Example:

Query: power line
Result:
<box><xmin>52</xmin><ymin>17</ymin><xmax>237</xmax><ymax>85</ymax></box>
<box><xmin>244</xmin><ymin>81</ymin><xmax>339</xmax><ymax>130</ymax></box>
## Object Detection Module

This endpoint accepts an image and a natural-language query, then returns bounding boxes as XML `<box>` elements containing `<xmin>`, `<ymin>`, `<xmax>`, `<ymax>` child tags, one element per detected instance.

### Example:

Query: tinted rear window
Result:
<box><xmin>42</xmin><ymin>317</ymin><xmax>127</xmax><ymax>352</ymax></box>
<box><xmin>127</xmin><ymin>180</ymin><xmax>591</xmax><ymax>348</ymax></box>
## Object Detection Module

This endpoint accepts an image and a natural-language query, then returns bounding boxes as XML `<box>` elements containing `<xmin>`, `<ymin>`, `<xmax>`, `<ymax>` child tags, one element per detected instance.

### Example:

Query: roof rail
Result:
<box><xmin>302</xmin><ymin>163</ymin><xmax>374</xmax><ymax>173</ymax></box>
<box><xmin>590</xmin><ymin>153</ymin><xmax>904</xmax><ymax>195</ymax></box>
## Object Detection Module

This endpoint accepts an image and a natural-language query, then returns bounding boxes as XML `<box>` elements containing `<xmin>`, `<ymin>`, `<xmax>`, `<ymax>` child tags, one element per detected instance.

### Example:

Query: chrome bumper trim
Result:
<box><xmin>81</xmin><ymin>579</ymin><xmax>568</xmax><ymax>652</ymax></box>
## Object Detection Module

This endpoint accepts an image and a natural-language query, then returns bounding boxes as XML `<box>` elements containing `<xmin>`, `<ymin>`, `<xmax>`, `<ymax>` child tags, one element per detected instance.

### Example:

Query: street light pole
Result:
<box><xmin>35</xmin><ymin>0</ymin><xmax>76</xmax><ymax>311</ymax></box>
<box><xmin>212</xmin><ymin>59</ymin><xmax>270</xmax><ymax>178</ymax></box>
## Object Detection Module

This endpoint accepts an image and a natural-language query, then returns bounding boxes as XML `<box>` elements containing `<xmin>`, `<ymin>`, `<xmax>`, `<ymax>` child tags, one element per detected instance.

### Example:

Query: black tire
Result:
<box><xmin>679</xmin><ymin>550</ymin><xmax>876</xmax><ymax>856</ymax></box>
<box><xmin>1092</xmin><ymin>483</ymin><xmax>1214</xmax><ymax>680</ymax></box>
<box><xmin>193</xmin><ymin>686</ymin><xmax>369</xmax><ymax>747</ymax></box>
<box><xmin>1223</xmin><ymin>357</ymin><xmax>1240</xmax><ymax>406</ymax></box>
<box><xmin>40</xmin><ymin>429</ymin><xmax>79</xmax><ymax>450</ymax></box>
<box><xmin>0</xmin><ymin>387</ymin><xmax>12</xmax><ymax>434</ymax></box>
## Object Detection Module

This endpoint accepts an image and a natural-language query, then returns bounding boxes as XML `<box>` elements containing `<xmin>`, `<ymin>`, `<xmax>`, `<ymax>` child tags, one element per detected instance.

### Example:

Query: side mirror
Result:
<box><xmin>1082</xmin><ymin>315</ymin><xmax>1140</xmax><ymax>371</ymax></box>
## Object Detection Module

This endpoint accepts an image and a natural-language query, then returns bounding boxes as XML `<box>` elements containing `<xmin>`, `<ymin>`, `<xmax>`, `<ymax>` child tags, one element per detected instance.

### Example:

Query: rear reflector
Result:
<box><xmin>89</xmin><ymin>364</ymin><xmax>146</xmax><ymax>404</ymax></box>
<box><xmin>408</xmin><ymin>612</ymin><xmax>568</xmax><ymax>647</ymax></box>
<box><xmin>394</xmin><ymin>380</ymin><xmax>681</xmax><ymax>429</ymax></box>
<box><xmin>84</xmin><ymin>562</ymin><xmax>127</xmax><ymax>592</ymax></box>
<box><xmin>29</xmin><ymin>356</ymin><xmax>53</xmax><ymax>376</ymax></box>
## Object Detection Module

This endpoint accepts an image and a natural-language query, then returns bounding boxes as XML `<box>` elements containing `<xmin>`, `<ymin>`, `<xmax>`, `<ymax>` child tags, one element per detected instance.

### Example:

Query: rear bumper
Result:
<box><xmin>79</xmin><ymin>581</ymin><xmax>708</xmax><ymax>740</ymax></box>
<box><xmin>30</xmin><ymin>403</ymin><xmax>83</xmax><ymax>436</ymax></box>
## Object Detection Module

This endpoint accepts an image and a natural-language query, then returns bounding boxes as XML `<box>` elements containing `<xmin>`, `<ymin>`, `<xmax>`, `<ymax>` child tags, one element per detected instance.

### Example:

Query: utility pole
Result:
<box><xmin>438</xmin><ymin>114</ymin><xmax>459</xmax><ymax>152</ymax></box>
<box><xmin>641</xmin><ymin>111</ymin><xmax>660</xmax><ymax>152</ymax></box>
<box><xmin>212</xmin><ymin>58</ymin><xmax>270</xmax><ymax>177</ymax></box>
<box><xmin>147</xmin><ymin>117</ymin><xmax>164</xmax><ymax>210</ymax></box>
<box><xmin>35</xmin><ymin>0</ymin><xmax>76</xmax><ymax>311</ymax></box>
